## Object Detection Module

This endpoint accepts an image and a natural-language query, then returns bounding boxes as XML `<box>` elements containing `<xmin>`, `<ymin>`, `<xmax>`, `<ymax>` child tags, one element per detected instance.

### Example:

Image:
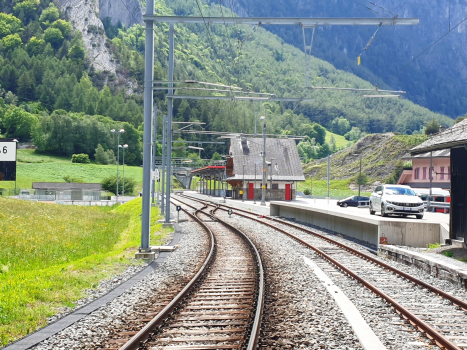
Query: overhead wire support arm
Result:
<box><xmin>301</xmin><ymin>24</ymin><xmax>316</xmax><ymax>88</ymax></box>
<box><xmin>143</xmin><ymin>16</ymin><xmax>419</xmax><ymax>26</ymax></box>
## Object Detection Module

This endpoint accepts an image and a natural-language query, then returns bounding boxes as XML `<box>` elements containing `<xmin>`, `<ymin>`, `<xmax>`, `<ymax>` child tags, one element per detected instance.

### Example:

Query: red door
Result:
<box><xmin>248</xmin><ymin>183</ymin><xmax>254</xmax><ymax>199</ymax></box>
<box><xmin>285</xmin><ymin>184</ymin><xmax>291</xmax><ymax>201</ymax></box>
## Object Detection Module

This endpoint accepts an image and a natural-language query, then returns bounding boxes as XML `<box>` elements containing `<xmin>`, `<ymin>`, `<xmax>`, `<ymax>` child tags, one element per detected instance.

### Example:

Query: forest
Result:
<box><xmin>0</xmin><ymin>0</ymin><xmax>454</xmax><ymax>164</ymax></box>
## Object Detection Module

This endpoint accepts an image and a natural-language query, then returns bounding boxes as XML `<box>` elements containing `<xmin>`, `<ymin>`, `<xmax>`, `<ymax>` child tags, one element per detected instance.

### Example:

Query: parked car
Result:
<box><xmin>337</xmin><ymin>196</ymin><xmax>370</xmax><ymax>207</ymax></box>
<box><xmin>369</xmin><ymin>185</ymin><xmax>424</xmax><ymax>219</ymax></box>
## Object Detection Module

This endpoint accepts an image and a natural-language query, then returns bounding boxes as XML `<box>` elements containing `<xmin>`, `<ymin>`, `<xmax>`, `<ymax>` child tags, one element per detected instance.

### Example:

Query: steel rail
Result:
<box><xmin>172</xmin><ymin>197</ymin><xmax>265</xmax><ymax>350</ymax></box>
<box><xmin>179</xmin><ymin>194</ymin><xmax>467</xmax><ymax>350</ymax></box>
<box><xmin>210</xmin><ymin>205</ymin><xmax>264</xmax><ymax>350</ymax></box>
<box><xmin>119</xmin><ymin>205</ymin><xmax>216</xmax><ymax>350</ymax></box>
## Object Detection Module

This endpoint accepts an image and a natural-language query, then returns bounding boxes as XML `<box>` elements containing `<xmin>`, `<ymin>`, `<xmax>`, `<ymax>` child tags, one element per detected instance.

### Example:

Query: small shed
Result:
<box><xmin>32</xmin><ymin>182</ymin><xmax>102</xmax><ymax>200</ymax></box>
<box><xmin>410</xmin><ymin>119</ymin><xmax>467</xmax><ymax>245</ymax></box>
<box><xmin>225</xmin><ymin>137</ymin><xmax>305</xmax><ymax>201</ymax></box>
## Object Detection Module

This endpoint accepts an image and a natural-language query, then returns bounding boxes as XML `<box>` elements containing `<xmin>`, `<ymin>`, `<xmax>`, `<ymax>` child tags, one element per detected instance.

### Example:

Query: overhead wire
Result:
<box><xmin>397</xmin><ymin>16</ymin><xmax>467</xmax><ymax>74</ymax></box>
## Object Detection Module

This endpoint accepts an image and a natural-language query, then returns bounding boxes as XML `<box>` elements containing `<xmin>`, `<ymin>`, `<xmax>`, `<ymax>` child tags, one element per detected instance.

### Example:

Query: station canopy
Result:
<box><xmin>191</xmin><ymin>166</ymin><xmax>226</xmax><ymax>179</ymax></box>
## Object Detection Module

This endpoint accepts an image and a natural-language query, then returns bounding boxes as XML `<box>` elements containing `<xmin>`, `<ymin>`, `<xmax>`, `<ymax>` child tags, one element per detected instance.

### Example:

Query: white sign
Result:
<box><xmin>0</xmin><ymin>142</ymin><xmax>17</xmax><ymax>162</ymax></box>
<box><xmin>152</xmin><ymin>169</ymin><xmax>160</xmax><ymax>181</ymax></box>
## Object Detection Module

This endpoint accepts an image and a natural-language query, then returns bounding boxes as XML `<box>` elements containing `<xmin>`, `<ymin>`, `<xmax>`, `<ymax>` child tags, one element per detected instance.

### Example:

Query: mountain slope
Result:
<box><xmin>220</xmin><ymin>0</ymin><xmax>467</xmax><ymax>118</ymax></box>
<box><xmin>303</xmin><ymin>133</ymin><xmax>427</xmax><ymax>182</ymax></box>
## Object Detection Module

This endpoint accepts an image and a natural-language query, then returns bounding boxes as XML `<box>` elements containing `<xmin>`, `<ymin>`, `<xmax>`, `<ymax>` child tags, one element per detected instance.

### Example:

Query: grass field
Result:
<box><xmin>1</xmin><ymin>150</ymin><xmax>144</xmax><ymax>194</ymax></box>
<box><xmin>0</xmin><ymin>197</ymin><xmax>169</xmax><ymax>346</ymax></box>
<box><xmin>297</xmin><ymin>178</ymin><xmax>371</xmax><ymax>198</ymax></box>
<box><xmin>325</xmin><ymin>130</ymin><xmax>350</xmax><ymax>149</ymax></box>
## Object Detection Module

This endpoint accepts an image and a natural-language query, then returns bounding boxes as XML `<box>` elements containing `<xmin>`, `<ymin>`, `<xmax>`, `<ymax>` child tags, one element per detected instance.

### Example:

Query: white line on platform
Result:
<box><xmin>303</xmin><ymin>256</ymin><xmax>387</xmax><ymax>350</ymax></box>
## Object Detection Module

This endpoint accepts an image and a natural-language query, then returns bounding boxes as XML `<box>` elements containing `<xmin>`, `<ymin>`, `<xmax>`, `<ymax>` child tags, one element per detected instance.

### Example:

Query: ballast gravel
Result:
<box><xmin>31</xmin><ymin>207</ymin><xmax>209</xmax><ymax>350</ymax></box>
<box><xmin>213</xmin><ymin>210</ymin><xmax>363</xmax><ymax>350</ymax></box>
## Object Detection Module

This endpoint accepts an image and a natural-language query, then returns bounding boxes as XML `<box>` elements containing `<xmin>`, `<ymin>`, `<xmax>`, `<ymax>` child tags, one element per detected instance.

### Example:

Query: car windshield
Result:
<box><xmin>384</xmin><ymin>187</ymin><xmax>416</xmax><ymax>196</ymax></box>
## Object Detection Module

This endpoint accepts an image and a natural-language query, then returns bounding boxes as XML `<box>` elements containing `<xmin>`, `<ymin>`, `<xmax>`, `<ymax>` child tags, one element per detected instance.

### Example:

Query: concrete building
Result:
<box><xmin>225</xmin><ymin>137</ymin><xmax>305</xmax><ymax>201</ymax></box>
<box><xmin>398</xmin><ymin>149</ymin><xmax>451</xmax><ymax>190</ymax></box>
<box><xmin>32</xmin><ymin>182</ymin><xmax>103</xmax><ymax>200</ymax></box>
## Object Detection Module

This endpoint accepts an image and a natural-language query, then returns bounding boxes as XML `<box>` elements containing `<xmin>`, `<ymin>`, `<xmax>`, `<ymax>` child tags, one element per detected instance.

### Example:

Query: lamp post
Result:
<box><xmin>13</xmin><ymin>139</ymin><xmax>18</xmax><ymax>196</ymax></box>
<box><xmin>260</xmin><ymin>116</ymin><xmax>266</xmax><ymax>206</ymax></box>
<box><xmin>111</xmin><ymin>128</ymin><xmax>125</xmax><ymax>202</ymax></box>
<box><xmin>119</xmin><ymin>144</ymin><xmax>129</xmax><ymax>197</ymax></box>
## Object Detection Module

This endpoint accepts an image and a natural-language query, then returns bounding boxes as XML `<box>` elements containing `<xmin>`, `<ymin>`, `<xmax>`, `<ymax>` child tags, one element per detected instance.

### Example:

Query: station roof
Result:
<box><xmin>402</xmin><ymin>149</ymin><xmax>450</xmax><ymax>160</ymax></box>
<box><xmin>32</xmin><ymin>182</ymin><xmax>102</xmax><ymax>191</ymax></box>
<box><xmin>410</xmin><ymin>118</ymin><xmax>467</xmax><ymax>154</ymax></box>
<box><xmin>191</xmin><ymin>165</ymin><xmax>226</xmax><ymax>177</ymax></box>
<box><xmin>227</xmin><ymin>137</ymin><xmax>305</xmax><ymax>182</ymax></box>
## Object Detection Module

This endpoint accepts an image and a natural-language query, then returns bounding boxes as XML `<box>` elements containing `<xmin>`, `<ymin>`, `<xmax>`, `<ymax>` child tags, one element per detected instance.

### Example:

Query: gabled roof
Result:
<box><xmin>32</xmin><ymin>182</ymin><xmax>102</xmax><ymax>191</ymax></box>
<box><xmin>410</xmin><ymin>119</ymin><xmax>467</xmax><ymax>154</ymax></box>
<box><xmin>227</xmin><ymin>137</ymin><xmax>305</xmax><ymax>181</ymax></box>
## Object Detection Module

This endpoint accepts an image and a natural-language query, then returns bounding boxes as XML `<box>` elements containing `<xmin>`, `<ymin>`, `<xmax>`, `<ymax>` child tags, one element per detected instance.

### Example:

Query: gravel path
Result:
<box><xmin>31</xmin><ymin>206</ymin><xmax>209</xmax><ymax>350</ymax></box>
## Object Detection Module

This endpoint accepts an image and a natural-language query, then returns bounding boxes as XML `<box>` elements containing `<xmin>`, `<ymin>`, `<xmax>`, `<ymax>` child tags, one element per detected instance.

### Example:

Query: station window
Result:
<box><xmin>440</xmin><ymin>166</ymin><xmax>445</xmax><ymax>180</ymax></box>
<box><xmin>423</xmin><ymin>167</ymin><xmax>427</xmax><ymax>180</ymax></box>
<box><xmin>272</xmin><ymin>184</ymin><xmax>279</xmax><ymax>189</ymax></box>
<box><xmin>414</xmin><ymin>168</ymin><xmax>420</xmax><ymax>180</ymax></box>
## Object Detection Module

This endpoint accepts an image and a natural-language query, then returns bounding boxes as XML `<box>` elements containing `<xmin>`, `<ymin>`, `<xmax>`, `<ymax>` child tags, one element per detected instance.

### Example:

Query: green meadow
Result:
<box><xmin>0</xmin><ymin>197</ymin><xmax>169</xmax><ymax>346</ymax></box>
<box><xmin>0</xmin><ymin>149</ymin><xmax>144</xmax><ymax>193</ymax></box>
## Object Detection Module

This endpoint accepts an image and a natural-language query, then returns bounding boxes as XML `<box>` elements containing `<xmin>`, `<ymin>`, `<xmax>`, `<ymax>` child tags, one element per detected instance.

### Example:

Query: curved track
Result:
<box><xmin>116</xmin><ymin>202</ymin><xmax>264</xmax><ymax>350</ymax></box>
<box><xmin>179</xmin><ymin>194</ymin><xmax>467</xmax><ymax>350</ymax></box>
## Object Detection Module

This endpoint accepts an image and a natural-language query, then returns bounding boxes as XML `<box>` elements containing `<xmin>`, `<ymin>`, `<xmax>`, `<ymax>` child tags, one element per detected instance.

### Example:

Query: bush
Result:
<box><xmin>443</xmin><ymin>251</ymin><xmax>454</xmax><ymax>258</ymax></box>
<box><xmin>71</xmin><ymin>153</ymin><xmax>90</xmax><ymax>164</ymax></box>
<box><xmin>101</xmin><ymin>176</ymin><xmax>136</xmax><ymax>195</ymax></box>
<box><xmin>303</xmin><ymin>188</ymin><xmax>311</xmax><ymax>195</ymax></box>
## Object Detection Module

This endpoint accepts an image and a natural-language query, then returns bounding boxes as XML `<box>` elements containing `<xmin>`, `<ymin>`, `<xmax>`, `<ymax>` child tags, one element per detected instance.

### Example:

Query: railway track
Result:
<box><xmin>113</xmin><ymin>202</ymin><xmax>264</xmax><ymax>350</ymax></box>
<box><xmin>178</xmin><ymin>194</ymin><xmax>467</xmax><ymax>350</ymax></box>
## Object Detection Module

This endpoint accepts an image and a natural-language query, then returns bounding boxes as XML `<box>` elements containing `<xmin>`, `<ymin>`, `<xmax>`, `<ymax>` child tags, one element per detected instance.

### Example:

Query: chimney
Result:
<box><xmin>439</xmin><ymin>125</ymin><xmax>446</xmax><ymax>133</ymax></box>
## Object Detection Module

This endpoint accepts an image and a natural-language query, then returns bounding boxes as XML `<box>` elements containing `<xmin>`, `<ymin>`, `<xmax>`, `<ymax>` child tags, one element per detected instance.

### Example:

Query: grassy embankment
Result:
<box><xmin>299</xmin><ymin>134</ymin><xmax>429</xmax><ymax>197</ymax></box>
<box><xmin>0</xmin><ymin>197</ymin><xmax>170</xmax><ymax>346</ymax></box>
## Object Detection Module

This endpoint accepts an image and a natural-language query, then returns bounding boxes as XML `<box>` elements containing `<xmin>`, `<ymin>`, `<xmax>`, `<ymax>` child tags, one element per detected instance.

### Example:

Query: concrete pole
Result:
<box><xmin>242</xmin><ymin>164</ymin><xmax>245</xmax><ymax>202</ymax></box>
<box><xmin>152</xmin><ymin>106</ymin><xmax>157</xmax><ymax>204</ymax></box>
<box><xmin>140</xmin><ymin>0</ymin><xmax>155</xmax><ymax>252</ymax></box>
<box><xmin>160</xmin><ymin>114</ymin><xmax>166</xmax><ymax>214</ymax></box>
<box><xmin>327</xmin><ymin>155</ymin><xmax>330</xmax><ymax>201</ymax></box>
<box><xmin>429</xmin><ymin>151</ymin><xmax>433</xmax><ymax>211</ymax></box>
<box><xmin>117</xmin><ymin>131</ymin><xmax>120</xmax><ymax>201</ymax></box>
<box><xmin>122</xmin><ymin>146</ymin><xmax>125</xmax><ymax>196</ymax></box>
<box><xmin>165</xmin><ymin>23</ymin><xmax>174</xmax><ymax>224</ymax></box>
<box><xmin>254</xmin><ymin>163</ymin><xmax>256</xmax><ymax>204</ymax></box>
<box><xmin>261</xmin><ymin>122</ymin><xmax>266</xmax><ymax>205</ymax></box>
<box><xmin>358</xmin><ymin>155</ymin><xmax>362</xmax><ymax>198</ymax></box>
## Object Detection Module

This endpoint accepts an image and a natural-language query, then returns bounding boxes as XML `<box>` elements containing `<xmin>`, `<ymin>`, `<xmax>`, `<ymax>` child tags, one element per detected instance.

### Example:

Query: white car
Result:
<box><xmin>369</xmin><ymin>185</ymin><xmax>424</xmax><ymax>219</ymax></box>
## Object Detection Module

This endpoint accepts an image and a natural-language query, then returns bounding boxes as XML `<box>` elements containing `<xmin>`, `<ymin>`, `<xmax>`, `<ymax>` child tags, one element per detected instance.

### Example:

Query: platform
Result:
<box><xmin>270</xmin><ymin>199</ymin><xmax>449</xmax><ymax>248</ymax></box>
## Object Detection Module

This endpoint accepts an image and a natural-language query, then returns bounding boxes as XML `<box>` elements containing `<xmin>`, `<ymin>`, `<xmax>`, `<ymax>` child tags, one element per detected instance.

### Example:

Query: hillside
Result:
<box><xmin>223</xmin><ymin>0</ymin><xmax>467</xmax><ymax>118</ymax></box>
<box><xmin>303</xmin><ymin>133</ymin><xmax>428</xmax><ymax>183</ymax></box>
<box><xmin>0</xmin><ymin>0</ymin><xmax>453</xmax><ymax>162</ymax></box>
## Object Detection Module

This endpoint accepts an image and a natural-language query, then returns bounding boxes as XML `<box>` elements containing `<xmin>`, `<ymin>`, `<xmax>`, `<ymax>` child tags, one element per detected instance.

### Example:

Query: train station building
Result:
<box><xmin>410</xmin><ymin>119</ymin><xmax>467</xmax><ymax>246</ymax></box>
<box><xmin>224</xmin><ymin>137</ymin><xmax>305</xmax><ymax>201</ymax></box>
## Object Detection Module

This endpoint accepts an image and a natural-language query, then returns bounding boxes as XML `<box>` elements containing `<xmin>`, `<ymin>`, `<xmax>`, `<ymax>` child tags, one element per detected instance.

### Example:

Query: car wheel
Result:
<box><xmin>416</xmin><ymin>214</ymin><xmax>423</xmax><ymax>219</ymax></box>
<box><xmin>381</xmin><ymin>204</ymin><xmax>388</xmax><ymax>217</ymax></box>
<box><xmin>369</xmin><ymin>202</ymin><xmax>375</xmax><ymax>215</ymax></box>
<box><xmin>342</xmin><ymin>203</ymin><xmax>348</xmax><ymax>208</ymax></box>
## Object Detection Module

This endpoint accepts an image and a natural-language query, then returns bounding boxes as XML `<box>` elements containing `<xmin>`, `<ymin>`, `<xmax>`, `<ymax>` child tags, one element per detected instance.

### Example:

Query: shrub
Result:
<box><xmin>101</xmin><ymin>176</ymin><xmax>136</xmax><ymax>195</ymax></box>
<box><xmin>71</xmin><ymin>153</ymin><xmax>90</xmax><ymax>164</ymax></box>
<box><xmin>443</xmin><ymin>251</ymin><xmax>454</xmax><ymax>258</ymax></box>
<box><xmin>303</xmin><ymin>188</ymin><xmax>311</xmax><ymax>196</ymax></box>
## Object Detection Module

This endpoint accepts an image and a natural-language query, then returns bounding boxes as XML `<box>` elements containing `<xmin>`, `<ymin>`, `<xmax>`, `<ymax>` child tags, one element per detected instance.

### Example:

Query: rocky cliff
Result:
<box><xmin>55</xmin><ymin>0</ymin><xmax>142</xmax><ymax>73</ymax></box>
